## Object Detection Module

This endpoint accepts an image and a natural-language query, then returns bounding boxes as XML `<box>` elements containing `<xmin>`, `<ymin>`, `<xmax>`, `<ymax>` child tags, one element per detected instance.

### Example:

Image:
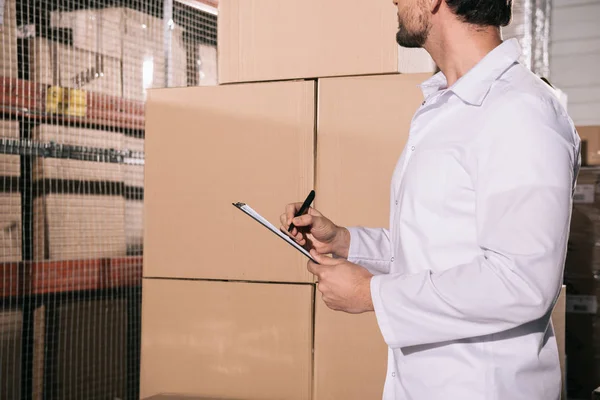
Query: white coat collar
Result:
<box><xmin>419</xmin><ymin>38</ymin><xmax>522</xmax><ymax>106</ymax></box>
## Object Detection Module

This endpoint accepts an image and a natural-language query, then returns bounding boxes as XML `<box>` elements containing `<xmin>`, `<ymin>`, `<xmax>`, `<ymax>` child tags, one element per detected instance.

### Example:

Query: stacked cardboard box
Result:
<box><xmin>577</xmin><ymin>126</ymin><xmax>600</xmax><ymax>166</ymax></box>
<box><xmin>121</xmin><ymin>8</ymin><xmax>188</xmax><ymax>100</ymax></box>
<box><xmin>0</xmin><ymin>120</ymin><xmax>21</xmax><ymax>262</ymax></box>
<box><xmin>44</xmin><ymin>299</ymin><xmax>128</xmax><ymax>399</ymax></box>
<box><xmin>0</xmin><ymin>310</ymin><xmax>22</xmax><ymax>399</ymax></box>
<box><xmin>32</xmin><ymin>124</ymin><xmax>126</xmax><ymax>261</ymax></box>
<box><xmin>29</xmin><ymin>37</ymin><xmax>123</xmax><ymax>98</ymax></box>
<box><xmin>565</xmin><ymin>167</ymin><xmax>600</xmax><ymax>398</ymax></box>
<box><xmin>217</xmin><ymin>0</ymin><xmax>436</xmax><ymax>83</ymax></box>
<box><xmin>142</xmin><ymin>1</ymin><xmax>568</xmax><ymax>399</ymax></box>
<box><xmin>124</xmin><ymin>134</ymin><xmax>144</xmax><ymax>254</ymax></box>
<box><xmin>0</xmin><ymin>0</ymin><xmax>18</xmax><ymax>78</ymax></box>
<box><xmin>50</xmin><ymin>7</ymin><xmax>188</xmax><ymax>101</ymax></box>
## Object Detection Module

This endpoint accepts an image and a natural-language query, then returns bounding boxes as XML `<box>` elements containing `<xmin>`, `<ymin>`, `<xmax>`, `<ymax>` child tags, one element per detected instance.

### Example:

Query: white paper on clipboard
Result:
<box><xmin>232</xmin><ymin>202</ymin><xmax>318</xmax><ymax>264</ymax></box>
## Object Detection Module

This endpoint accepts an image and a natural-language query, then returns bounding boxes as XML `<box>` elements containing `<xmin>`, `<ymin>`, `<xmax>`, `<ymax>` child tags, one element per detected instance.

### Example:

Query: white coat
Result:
<box><xmin>347</xmin><ymin>38</ymin><xmax>581</xmax><ymax>400</ymax></box>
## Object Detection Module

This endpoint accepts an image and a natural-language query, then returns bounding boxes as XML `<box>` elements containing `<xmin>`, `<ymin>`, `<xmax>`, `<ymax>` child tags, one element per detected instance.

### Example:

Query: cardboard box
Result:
<box><xmin>50</xmin><ymin>299</ymin><xmax>128</xmax><ymax>399</ymax></box>
<box><xmin>0</xmin><ymin>120</ymin><xmax>19</xmax><ymax>138</ymax></box>
<box><xmin>33</xmin><ymin>124</ymin><xmax>123</xmax><ymax>150</ymax></box>
<box><xmin>312</xmin><ymin>73</ymin><xmax>427</xmax><ymax>399</ymax></box>
<box><xmin>0</xmin><ymin>153</ymin><xmax>21</xmax><ymax>262</ymax></box>
<box><xmin>29</xmin><ymin>37</ymin><xmax>122</xmax><ymax>98</ymax></box>
<box><xmin>143</xmin><ymin>396</ymin><xmax>241</xmax><ymax>400</ymax></box>
<box><xmin>32</xmin><ymin>158</ymin><xmax>126</xmax><ymax>260</ymax></box>
<box><xmin>121</xmin><ymin>8</ymin><xmax>188</xmax><ymax>101</ymax></box>
<box><xmin>124</xmin><ymin>135</ymin><xmax>144</xmax><ymax>154</ymax></box>
<box><xmin>51</xmin><ymin>6</ymin><xmax>189</xmax><ymax>101</ymax></box>
<box><xmin>140</xmin><ymin>279</ymin><xmax>313</xmax><ymax>400</ymax></box>
<box><xmin>144</xmin><ymin>80</ymin><xmax>315</xmax><ymax>282</ymax></box>
<box><xmin>0</xmin><ymin>0</ymin><xmax>18</xmax><ymax>78</ymax></box>
<box><xmin>577</xmin><ymin>126</ymin><xmax>600</xmax><ymax>166</ymax></box>
<box><xmin>218</xmin><ymin>0</ymin><xmax>435</xmax><ymax>84</ymax></box>
<box><xmin>551</xmin><ymin>285</ymin><xmax>567</xmax><ymax>400</ymax></box>
<box><xmin>0</xmin><ymin>310</ymin><xmax>22</xmax><ymax>399</ymax></box>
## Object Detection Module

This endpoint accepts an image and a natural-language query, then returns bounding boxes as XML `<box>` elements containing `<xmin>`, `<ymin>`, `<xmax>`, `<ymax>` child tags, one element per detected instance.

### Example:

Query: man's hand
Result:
<box><xmin>307</xmin><ymin>249</ymin><xmax>374</xmax><ymax>314</ymax></box>
<box><xmin>280</xmin><ymin>203</ymin><xmax>350</xmax><ymax>258</ymax></box>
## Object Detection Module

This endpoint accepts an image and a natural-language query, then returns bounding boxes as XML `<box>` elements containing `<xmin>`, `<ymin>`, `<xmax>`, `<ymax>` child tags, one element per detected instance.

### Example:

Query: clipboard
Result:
<box><xmin>232</xmin><ymin>202</ymin><xmax>318</xmax><ymax>264</ymax></box>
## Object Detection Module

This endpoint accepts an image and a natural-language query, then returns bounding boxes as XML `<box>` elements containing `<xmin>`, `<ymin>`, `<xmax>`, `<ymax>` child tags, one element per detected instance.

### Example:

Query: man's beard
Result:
<box><xmin>395</xmin><ymin>14</ymin><xmax>429</xmax><ymax>48</ymax></box>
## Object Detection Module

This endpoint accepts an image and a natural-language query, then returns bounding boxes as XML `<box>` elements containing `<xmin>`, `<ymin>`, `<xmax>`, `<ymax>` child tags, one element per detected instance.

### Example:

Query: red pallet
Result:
<box><xmin>24</xmin><ymin>259</ymin><xmax>106</xmax><ymax>295</ymax></box>
<box><xmin>0</xmin><ymin>77</ymin><xmax>145</xmax><ymax>130</ymax></box>
<box><xmin>0</xmin><ymin>77</ymin><xmax>46</xmax><ymax>114</ymax></box>
<box><xmin>0</xmin><ymin>262</ymin><xmax>22</xmax><ymax>298</ymax></box>
<box><xmin>105</xmin><ymin>256</ymin><xmax>143</xmax><ymax>288</ymax></box>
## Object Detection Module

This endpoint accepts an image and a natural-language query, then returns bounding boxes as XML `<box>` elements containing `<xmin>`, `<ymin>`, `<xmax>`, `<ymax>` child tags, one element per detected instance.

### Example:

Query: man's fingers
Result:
<box><xmin>307</xmin><ymin>207</ymin><xmax>322</xmax><ymax>217</ymax></box>
<box><xmin>291</xmin><ymin>214</ymin><xmax>313</xmax><ymax>228</ymax></box>
<box><xmin>309</xmin><ymin>249</ymin><xmax>337</xmax><ymax>266</ymax></box>
<box><xmin>307</xmin><ymin>260</ymin><xmax>322</xmax><ymax>278</ymax></box>
<box><xmin>285</xmin><ymin>203</ymin><xmax>302</xmax><ymax>224</ymax></box>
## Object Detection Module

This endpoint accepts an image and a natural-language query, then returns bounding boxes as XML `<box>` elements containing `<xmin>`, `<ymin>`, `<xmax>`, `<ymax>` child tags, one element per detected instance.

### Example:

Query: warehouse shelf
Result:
<box><xmin>0</xmin><ymin>77</ymin><xmax>146</xmax><ymax>131</ymax></box>
<box><xmin>0</xmin><ymin>137</ymin><xmax>144</xmax><ymax>165</ymax></box>
<box><xmin>0</xmin><ymin>256</ymin><xmax>143</xmax><ymax>297</ymax></box>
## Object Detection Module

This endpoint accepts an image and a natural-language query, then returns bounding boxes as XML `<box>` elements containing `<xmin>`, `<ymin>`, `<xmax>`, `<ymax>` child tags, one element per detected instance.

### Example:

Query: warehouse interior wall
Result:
<box><xmin>551</xmin><ymin>0</ymin><xmax>600</xmax><ymax>125</ymax></box>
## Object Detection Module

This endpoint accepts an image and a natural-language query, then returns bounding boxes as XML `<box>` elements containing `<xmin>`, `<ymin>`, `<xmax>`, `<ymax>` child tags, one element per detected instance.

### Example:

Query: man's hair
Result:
<box><xmin>445</xmin><ymin>0</ymin><xmax>513</xmax><ymax>27</ymax></box>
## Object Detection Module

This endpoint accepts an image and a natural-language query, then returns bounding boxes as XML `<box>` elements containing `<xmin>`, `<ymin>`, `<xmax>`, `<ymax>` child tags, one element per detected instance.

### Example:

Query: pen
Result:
<box><xmin>288</xmin><ymin>190</ymin><xmax>315</xmax><ymax>232</ymax></box>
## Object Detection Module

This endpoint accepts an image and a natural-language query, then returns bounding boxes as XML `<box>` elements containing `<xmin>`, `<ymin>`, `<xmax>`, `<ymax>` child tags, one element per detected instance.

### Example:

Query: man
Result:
<box><xmin>280</xmin><ymin>0</ymin><xmax>581</xmax><ymax>399</ymax></box>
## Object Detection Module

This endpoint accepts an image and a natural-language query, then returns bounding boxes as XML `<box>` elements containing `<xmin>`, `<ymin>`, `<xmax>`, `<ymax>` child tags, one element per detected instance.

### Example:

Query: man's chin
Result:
<box><xmin>396</xmin><ymin>30</ymin><xmax>425</xmax><ymax>48</ymax></box>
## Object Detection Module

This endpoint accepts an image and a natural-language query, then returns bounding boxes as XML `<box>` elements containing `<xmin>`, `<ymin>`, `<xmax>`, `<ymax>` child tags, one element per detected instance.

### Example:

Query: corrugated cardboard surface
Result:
<box><xmin>33</xmin><ymin>194</ymin><xmax>126</xmax><ymax>261</ymax></box>
<box><xmin>33</xmin><ymin>124</ymin><xmax>123</xmax><ymax>150</ymax></box>
<box><xmin>577</xmin><ymin>126</ymin><xmax>600</xmax><ymax>165</ymax></box>
<box><xmin>124</xmin><ymin>164</ymin><xmax>144</xmax><ymax>187</ymax></box>
<box><xmin>124</xmin><ymin>135</ymin><xmax>144</xmax><ymax>153</ymax></box>
<box><xmin>121</xmin><ymin>8</ymin><xmax>187</xmax><ymax>101</ymax></box>
<box><xmin>125</xmin><ymin>199</ymin><xmax>143</xmax><ymax>253</ymax></box>
<box><xmin>51</xmin><ymin>299</ymin><xmax>128</xmax><ymax>400</ymax></box>
<box><xmin>316</xmin><ymin>73</ymin><xmax>427</xmax><ymax>223</ymax></box>
<box><xmin>50</xmin><ymin>7</ymin><xmax>123</xmax><ymax>59</ymax></box>
<box><xmin>33</xmin><ymin>158</ymin><xmax>123</xmax><ymax>182</ymax></box>
<box><xmin>0</xmin><ymin>153</ymin><xmax>19</xmax><ymax>177</ymax></box>
<box><xmin>144</xmin><ymin>81</ymin><xmax>314</xmax><ymax>282</ymax></box>
<box><xmin>29</xmin><ymin>37</ymin><xmax>122</xmax><ymax>98</ymax></box>
<box><xmin>0</xmin><ymin>192</ymin><xmax>22</xmax><ymax>262</ymax></box>
<box><xmin>140</xmin><ymin>279</ymin><xmax>313</xmax><ymax>400</ymax></box>
<box><xmin>32</xmin><ymin>158</ymin><xmax>126</xmax><ymax>260</ymax></box>
<box><xmin>50</xmin><ymin>6</ymin><xmax>188</xmax><ymax>100</ymax></box>
<box><xmin>312</xmin><ymin>73</ymin><xmax>427</xmax><ymax>399</ymax></box>
<box><xmin>0</xmin><ymin>154</ymin><xmax>21</xmax><ymax>262</ymax></box>
<box><xmin>0</xmin><ymin>120</ymin><xmax>19</xmax><ymax>139</ymax></box>
<box><xmin>551</xmin><ymin>285</ymin><xmax>567</xmax><ymax>400</ymax></box>
<box><xmin>0</xmin><ymin>0</ymin><xmax>18</xmax><ymax>78</ymax></box>
<box><xmin>144</xmin><ymin>395</ymin><xmax>243</xmax><ymax>400</ymax></box>
<box><xmin>0</xmin><ymin>310</ymin><xmax>22</xmax><ymax>399</ymax></box>
<box><xmin>218</xmin><ymin>0</ymin><xmax>435</xmax><ymax>83</ymax></box>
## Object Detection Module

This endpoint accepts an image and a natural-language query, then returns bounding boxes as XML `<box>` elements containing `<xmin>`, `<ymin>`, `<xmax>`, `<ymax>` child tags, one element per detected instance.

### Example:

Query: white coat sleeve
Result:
<box><xmin>370</xmin><ymin>95</ymin><xmax>580</xmax><ymax>349</ymax></box>
<box><xmin>347</xmin><ymin>227</ymin><xmax>392</xmax><ymax>275</ymax></box>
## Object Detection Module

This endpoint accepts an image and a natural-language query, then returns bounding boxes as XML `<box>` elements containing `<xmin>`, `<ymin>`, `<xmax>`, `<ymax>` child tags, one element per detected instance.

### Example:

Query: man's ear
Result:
<box><xmin>431</xmin><ymin>0</ymin><xmax>443</xmax><ymax>13</ymax></box>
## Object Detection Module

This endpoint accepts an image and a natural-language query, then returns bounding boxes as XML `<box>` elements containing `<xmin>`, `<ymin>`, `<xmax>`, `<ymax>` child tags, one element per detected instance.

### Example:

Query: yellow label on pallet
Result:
<box><xmin>45</xmin><ymin>86</ymin><xmax>63</xmax><ymax>114</ymax></box>
<box><xmin>64</xmin><ymin>88</ymin><xmax>87</xmax><ymax>117</ymax></box>
<box><xmin>45</xmin><ymin>86</ymin><xmax>87</xmax><ymax>117</ymax></box>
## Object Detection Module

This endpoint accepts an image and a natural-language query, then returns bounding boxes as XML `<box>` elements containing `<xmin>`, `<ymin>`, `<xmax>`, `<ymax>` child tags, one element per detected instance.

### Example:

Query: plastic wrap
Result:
<box><xmin>502</xmin><ymin>0</ymin><xmax>551</xmax><ymax>77</ymax></box>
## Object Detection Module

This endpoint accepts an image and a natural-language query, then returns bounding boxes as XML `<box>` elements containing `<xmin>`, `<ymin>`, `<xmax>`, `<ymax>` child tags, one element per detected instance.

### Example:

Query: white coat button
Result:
<box><xmin>395</xmin><ymin>200</ymin><xmax>398</xmax><ymax>205</ymax></box>
<box><xmin>391</xmin><ymin>257</ymin><xmax>395</xmax><ymax>262</ymax></box>
<box><xmin>411</xmin><ymin>146</ymin><xmax>415</xmax><ymax>151</ymax></box>
<box><xmin>392</xmin><ymin>372</ymin><xmax>396</xmax><ymax>377</ymax></box>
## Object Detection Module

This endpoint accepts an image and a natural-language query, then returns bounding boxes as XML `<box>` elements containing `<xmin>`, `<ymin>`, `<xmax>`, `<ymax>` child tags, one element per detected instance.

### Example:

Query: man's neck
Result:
<box><xmin>424</xmin><ymin>24</ymin><xmax>503</xmax><ymax>87</ymax></box>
